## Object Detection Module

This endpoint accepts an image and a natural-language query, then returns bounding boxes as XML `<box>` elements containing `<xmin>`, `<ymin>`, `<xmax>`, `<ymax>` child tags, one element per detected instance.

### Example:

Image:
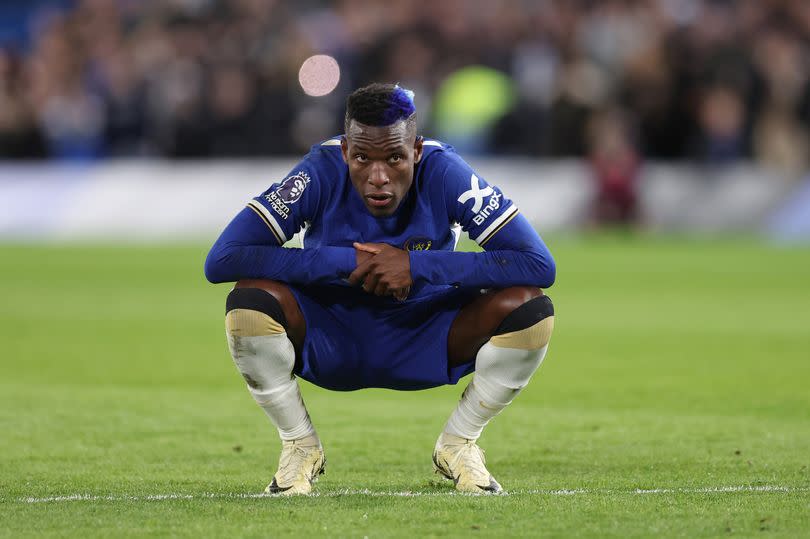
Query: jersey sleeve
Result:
<box><xmin>441</xmin><ymin>153</ymin><xmax>519</xmax><ymax>247</ymax></box>
<box><xmin>203</xmin><ymin>206</ymin><xmax>355</xmax><ymax>284</ymax></box>
<box><xmin>203</xmin><ymin>151</ymin><xmax>357</xmax><ymax>285</ymax></box>
<box><xmin>407</xmin><ymin>150</ymin><xmax>556</xmax><ymax>289</ymax></box>
<box><xmin>245</xmin><ymin>159</ymin><xmax>324</xmax><ymax>245</ymax></box>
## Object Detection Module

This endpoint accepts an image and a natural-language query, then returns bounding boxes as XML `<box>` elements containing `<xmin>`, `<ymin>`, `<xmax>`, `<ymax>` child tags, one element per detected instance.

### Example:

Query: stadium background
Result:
<box><xmin>1</xmin><ymin>1</ymin><xmax>809</xmax><ymax>537</ymax></box>
<box><xmin>2</xmin><ymin>0</ymin><xmax>810</xmax><ymax>238</ymax></box>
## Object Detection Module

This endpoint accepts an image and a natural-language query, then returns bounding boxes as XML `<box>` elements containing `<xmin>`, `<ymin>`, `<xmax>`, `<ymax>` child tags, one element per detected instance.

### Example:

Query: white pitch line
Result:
<box><xmin>14</xmin><ymin>485</ymin><xmax>809</xmax><ymax>504</ymax></box>
<box><xmin>633</xmin><ymin>485</ymin><xmax>799</xmax><ymax>495</ymax></box>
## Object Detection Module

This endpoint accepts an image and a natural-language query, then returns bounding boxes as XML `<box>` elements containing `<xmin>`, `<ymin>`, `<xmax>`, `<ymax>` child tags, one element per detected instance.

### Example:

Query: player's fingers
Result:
<box><xmin>348</xmin><ymin>259</ymin><xmax>373</xmax><ymax>285</ymax></box>
<box><xmin>353</xmin><ymin>242</ymin><xmax>382</xmax><ymax>254</ymax></box>
<box><xmin>373</xmin><ymin>279</ymin><xmax>389</xmax><ymax>296</ymax></box>
<box><xmin>363</xmin><ymin>269</ymin><xmax>382</xmax><ymax>294</ymax></box>
<box><xmin>392</xmin><ymin>286</ymin><xmax>409</xmax><ymax>301</ymax></box>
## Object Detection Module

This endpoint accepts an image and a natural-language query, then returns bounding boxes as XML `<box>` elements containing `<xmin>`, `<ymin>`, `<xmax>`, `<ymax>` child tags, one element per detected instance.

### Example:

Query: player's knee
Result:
<box><xmin>225</xmin><ymin>287</ymin><xmax>289</xmax><ymax>337</ymax></box>
<box><xmin>494</xmin><ymin>286</ymin><xmax>542</xmax><ymax>314</ymax></box>
<box><xmin>490</xmin><ymin>291</ymin><xmax>554</xmax><ymax>350</ymax></box>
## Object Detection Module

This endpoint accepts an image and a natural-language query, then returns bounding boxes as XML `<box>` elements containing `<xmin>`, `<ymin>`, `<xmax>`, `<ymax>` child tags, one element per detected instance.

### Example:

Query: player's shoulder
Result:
<box><xmin>417</xmin><ymin>138</ymin><xmax>478</xmax><ymax>200</ymax></box>
<box><xmin>257</xmin><ymin>137</ymin><xmax>346</xmax><ymax>207</ymax></box>
<box><xmin>311</xmin><ymin>136</ymin><xmax>344</xmax><ymax>153</ymax></box>
<box><xmin>420</xmin><ymin>138</ymin><xmax>460</xmax><ymax>163</ymax></box>
<box><xmin>418</xmin><ymin>138</ymin><xmax>474</xmax><ymax>177</ymax></box>
<box><xmin>300</xmin><ymin>137</ymin><xmax>347</xmax><ymax>177</ymax></box>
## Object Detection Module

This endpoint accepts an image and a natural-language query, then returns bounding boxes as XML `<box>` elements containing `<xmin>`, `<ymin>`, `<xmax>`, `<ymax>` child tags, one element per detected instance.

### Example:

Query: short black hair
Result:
<box><xmin>344</xmin><ymin>83</ymin><xmax>417</xmax><ymax>132</ymax></box>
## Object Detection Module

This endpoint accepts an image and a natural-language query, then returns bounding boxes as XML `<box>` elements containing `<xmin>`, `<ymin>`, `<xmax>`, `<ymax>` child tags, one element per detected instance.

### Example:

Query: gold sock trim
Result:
<box><xmin>490</xmin><ymin>316</ymin><xmax>554</xmax><ymax>350</ymax></box>
<box><xmin>226</xmin><ymin>309</ymin><xmax>285</xmax><ymax>336</ymax></box>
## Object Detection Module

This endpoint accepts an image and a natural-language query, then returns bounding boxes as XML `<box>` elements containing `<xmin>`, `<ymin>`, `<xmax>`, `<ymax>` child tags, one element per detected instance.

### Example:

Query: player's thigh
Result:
<box><xmin>447</xmin><ymin>286</ymin><xmax>543</xmax><ymax>367</ymax></box>
<box><xmin>234</xmin><ymin>279</ymin><xmax>305</xmax><ymax>350</ymax></box>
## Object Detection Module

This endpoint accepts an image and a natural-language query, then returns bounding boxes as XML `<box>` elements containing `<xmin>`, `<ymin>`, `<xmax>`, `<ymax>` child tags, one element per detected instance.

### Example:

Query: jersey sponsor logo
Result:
<box><xmin>277</xmin><ymin>171</ymin><xmax>311</xmax><ymax>203</ymax></box>
<box><xmin>403</xmin><ymin>236</ymin><xmax>433</xmax><ymax>251</ymax></box>
<box><xmin>457</xmin><ymin>174</ymin><xmax>502</xmax><ymax>226</ymax></box>
<box><xmin>472</xmin><ymin>191</ymin><xmax>501</xmax><ymax>226</ymax></box>
<box><xmin>457</xmin><ymin>174</ymin><xmax>493</xmax><ymax>214</ymax></box>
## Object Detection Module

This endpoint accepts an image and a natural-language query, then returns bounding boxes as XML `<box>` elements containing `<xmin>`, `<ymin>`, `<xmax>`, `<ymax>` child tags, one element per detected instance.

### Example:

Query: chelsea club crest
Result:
<box><xmin>403</xmin><ymin>236</ymin><xmax>433</xmax><ymax>251</ymax></box>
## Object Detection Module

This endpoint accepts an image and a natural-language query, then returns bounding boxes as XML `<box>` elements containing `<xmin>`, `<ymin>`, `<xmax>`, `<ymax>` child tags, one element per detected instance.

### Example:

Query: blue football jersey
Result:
<box><xmin>205</xmin><ymin>136</ymin><xmax>556</xmax><ymax>390</ymax></box>
<box><xmin>205</xmin><ymin>137</ymin><xmax>554</xmax><ymax>296</ymax></box>
<box><xmin>247</xmin><ymin>137</ymin><xmax>518</xmax><ymax>252</ymax></box>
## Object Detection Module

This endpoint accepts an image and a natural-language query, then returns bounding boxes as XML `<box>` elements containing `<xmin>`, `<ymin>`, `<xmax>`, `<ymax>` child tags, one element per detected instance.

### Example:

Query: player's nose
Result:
<box><xmin>367</xmin><ymin>162</ymin><xmax>389</xmax><ymax>188</ymax></box>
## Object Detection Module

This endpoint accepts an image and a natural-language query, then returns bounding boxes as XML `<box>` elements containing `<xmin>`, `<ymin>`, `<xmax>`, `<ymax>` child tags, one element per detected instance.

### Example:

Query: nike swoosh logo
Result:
<box><xmin>309</xmin><ymin>458</ymin><xmax>326</xmax><ymax>484</ymax></box>
<box><xmin>432</xmin><ymin>453</ymin><xmax>453</xmax><ymax>481</ymax></box>
<box><xmin>266</xmin><ymin>477</ymin><xmax>293</xmax><ymax>493</ymax></box>
<box><xmin>477</xmin><ymin>477</ymin><xmax>502</xmax><ymax>493</ymax></box>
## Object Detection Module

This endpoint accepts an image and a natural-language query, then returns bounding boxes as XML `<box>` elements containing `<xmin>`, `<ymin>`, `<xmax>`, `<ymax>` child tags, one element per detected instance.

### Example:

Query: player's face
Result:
<box><xmin>341</xmin><ymin>120</ymin><xmax>423</xmax><ymax>217</ymax></box>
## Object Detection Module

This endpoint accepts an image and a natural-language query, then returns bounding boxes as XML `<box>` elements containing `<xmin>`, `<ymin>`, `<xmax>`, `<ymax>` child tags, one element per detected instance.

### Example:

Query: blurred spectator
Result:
<box><xmin>587</xmin><ymin>106</ymin><xmax>641</xmax><ymax>225</ymax></box>
<box><xmin>753</xmin><ymin>107</ymin><xmax>809</xmax><ymax>172</ymax></box>
<box><xmin>695</xmin><ymin>85</ymin><xmax>747</xmax><ymax>164</ymax></box>
<box><xmin>546</xmin><ymin>57</ymin><xmax>610</xmax><ymax>157</ymax></box>
<box><xmin>750</xmin><ymin>24</ymin><xmax>810</xmax><ymax>171</ymax></box>
<box><xmin>0</xmin><ymin>48</ymin><xmax>47</xmax><ymax>158</ymax></box>
<box><xmin>0</xmin><ymin>0</ymin><xmax>807</xmax><ymax>165</ymax></box>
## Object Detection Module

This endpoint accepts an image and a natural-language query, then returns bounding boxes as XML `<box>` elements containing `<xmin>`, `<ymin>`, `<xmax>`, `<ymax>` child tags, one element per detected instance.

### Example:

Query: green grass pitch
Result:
<box><xmin>1</xmin><ymin>235</ymin><xmax>808</xmax><ymax>537</ymax></box>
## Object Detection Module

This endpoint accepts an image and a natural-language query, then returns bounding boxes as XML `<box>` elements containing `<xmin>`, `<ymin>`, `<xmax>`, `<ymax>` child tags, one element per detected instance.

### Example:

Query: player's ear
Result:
<box><xmin>340</xmin><ymin>135</ymin><xmax>349</xmax><ymax>164</ymax></box>
<box><xmin>413</xmin><ymin>135</ymin><xmax>423</xmax><ymax>163</ymax></box>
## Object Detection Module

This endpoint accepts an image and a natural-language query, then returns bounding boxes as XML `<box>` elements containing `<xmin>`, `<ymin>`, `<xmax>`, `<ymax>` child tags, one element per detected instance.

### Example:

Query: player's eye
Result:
<box><xmin>354</xmin><ymin>154</ymin><xmax>367</xmax><ymax>163</ymax></box>
<box><xmin>389</xmin><ymin>154</ymin><xmax>402</xmax><ymax>164</ymax></box>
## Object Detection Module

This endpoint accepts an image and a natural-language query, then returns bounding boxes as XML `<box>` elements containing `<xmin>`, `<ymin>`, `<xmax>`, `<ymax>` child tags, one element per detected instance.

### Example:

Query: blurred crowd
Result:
<box><xmin>1</xmin><ymin>0</ymin><xmax>809</xmax><ymax>171</ymax></box>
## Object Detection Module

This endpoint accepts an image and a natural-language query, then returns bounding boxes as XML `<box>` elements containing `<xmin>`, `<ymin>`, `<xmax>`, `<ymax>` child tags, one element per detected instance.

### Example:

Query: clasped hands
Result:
<box><xmin>349</xmin><ymin>242</ymin><xmax>412</xmax><ymax>301</ymax></box>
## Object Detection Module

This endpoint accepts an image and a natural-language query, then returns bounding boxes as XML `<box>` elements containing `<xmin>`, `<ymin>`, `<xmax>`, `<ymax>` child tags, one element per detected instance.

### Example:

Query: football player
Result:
<box><xmin>205</xmin><ymin>83</ymin><xmax>556</xmax><ymax>495</ymax></box>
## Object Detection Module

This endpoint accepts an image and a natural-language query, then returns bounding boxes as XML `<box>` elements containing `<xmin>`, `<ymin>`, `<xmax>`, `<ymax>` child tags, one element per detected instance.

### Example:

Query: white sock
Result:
<box><xmin>443</xmin><ymin>342</ymin><xmax>548</xmax><ymax>441</ymax></box>
<box><xmin>227</xmin><ymin>330</ymin><xmax>317</xmax><ymax>442</ymax></box>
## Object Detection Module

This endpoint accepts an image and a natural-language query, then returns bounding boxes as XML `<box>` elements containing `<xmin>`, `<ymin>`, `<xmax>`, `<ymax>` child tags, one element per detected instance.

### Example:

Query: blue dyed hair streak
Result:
<box><xmin>381</xmin><ymin>85</ymin><xmax>416</xmax><ymax>124</ymax></box>
<box><xmin>345</xmin><ymin>83</ymin><xmax>416</xmax><ymax>129</ymax></box>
